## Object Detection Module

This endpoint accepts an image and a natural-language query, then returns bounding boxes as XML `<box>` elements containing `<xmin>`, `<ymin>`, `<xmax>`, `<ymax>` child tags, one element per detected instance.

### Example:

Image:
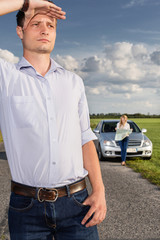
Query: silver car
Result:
<box><xmin>93</xmin><ymin>120</ymin><xmax>152</xmax><ymax>160</ymax></box>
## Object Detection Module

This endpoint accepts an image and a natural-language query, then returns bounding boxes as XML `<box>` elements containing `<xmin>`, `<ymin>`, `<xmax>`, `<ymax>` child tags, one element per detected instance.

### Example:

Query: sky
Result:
<box><xmin>0</xmin><ymin>0</ymin><xmax>160</xmax><ymax>114</ymax></box>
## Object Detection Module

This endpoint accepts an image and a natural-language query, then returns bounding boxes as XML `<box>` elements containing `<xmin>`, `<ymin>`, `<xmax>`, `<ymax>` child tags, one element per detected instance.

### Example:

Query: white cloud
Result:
<box><xmin>123</xmin><ymin>0</ymin><xmax>160</xmax><ymax>9</ymax></box>
<box><xmin>82</xmin><ymin>56</ymin><xmax>102</xmax><ymax>72</ymax></box>
<box><xmin>86</xmin><ymin>85</ymin><xmax>107</xmax><ymax>95</ymax></box>
<box><xmin>51</xmin><ymin>42</ymin><xmax>160</xmax><ymax>114</ymax></box>
<box><xmin>54</xmin><ymin>54</ymin><xmax>79</xmax><ymax>72</ymax></box>
<box><xmin>125</xmin><ymin>93</ymin><xmax>131</xmax><ymax>99</ymax></box>
<box><xmin>54</xmin><ymin>54</ymin><xmax>88</xmax><ymax>79</ymax></box>
<box><xmin>150</xmin><ymin>51</ymin><xmax>160</xmax><ymax>65</ymax></box>
<box><xmin>0</xmin><ymin>46</ymin><xmax>158</xmax><ymax>114</ymax></box>
<box><xmin>145</xmin><ymin>101</ymin><xmax>153</xmax><ymax>108</ymax></box>
<box><xmin>123</xmin><ymin>0</ymin><xmax>149</xmax><ymax>8</ymax></box>
<box><xmin>104</xmin><ymin>42</ymin><xmax>148</xmax><ymax>80</ymax></box>
<box><xmin>0</xmin><ymin>49</ymin><xmax>19</xmax><ymax>63</ymax></box>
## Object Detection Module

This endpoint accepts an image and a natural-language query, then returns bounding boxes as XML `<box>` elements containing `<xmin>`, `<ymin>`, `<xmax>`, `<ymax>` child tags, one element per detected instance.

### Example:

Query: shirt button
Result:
<box><xmin>52</xmin><ymin>162</ymin><xmax>56</xmax><ymax>165</ymax></box>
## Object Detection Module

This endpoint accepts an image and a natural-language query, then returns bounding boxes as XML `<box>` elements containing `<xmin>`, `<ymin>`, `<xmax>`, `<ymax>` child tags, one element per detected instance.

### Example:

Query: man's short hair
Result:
<box><xmin>16</xmin><ymin>11</ymin><xmax>25</xmax><ymax>27</ymax></box>
<box><xmin>16</xmin><ymin>0</ymin><xmax>55</xmax><ymax>27</ymax></box>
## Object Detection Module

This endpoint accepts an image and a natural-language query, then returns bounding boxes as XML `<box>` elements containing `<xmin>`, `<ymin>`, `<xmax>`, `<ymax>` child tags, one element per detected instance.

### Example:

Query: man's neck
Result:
<box><xmin>23</xmin><ymin>52</ymin><xmax>51</xmax><ymax>77</ymax></box>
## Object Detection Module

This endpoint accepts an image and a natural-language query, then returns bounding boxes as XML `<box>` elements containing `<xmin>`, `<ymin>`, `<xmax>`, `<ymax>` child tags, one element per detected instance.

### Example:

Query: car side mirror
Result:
<box><xmin>93</xmin><ymin>129</ymin><xmax>100</xmax><ymax>134</ymax></box>
<box><xmin>142</xmin><ymin>128</ymin><xmax>147</xmax><ymax>133</ymax></box>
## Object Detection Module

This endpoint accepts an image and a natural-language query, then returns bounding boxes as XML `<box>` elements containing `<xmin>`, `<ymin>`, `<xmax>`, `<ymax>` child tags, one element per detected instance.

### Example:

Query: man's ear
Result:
<box><xmin>16</xmin><ymin>26</ymin><xmax>24</xmax><ymax>40</ymax></box>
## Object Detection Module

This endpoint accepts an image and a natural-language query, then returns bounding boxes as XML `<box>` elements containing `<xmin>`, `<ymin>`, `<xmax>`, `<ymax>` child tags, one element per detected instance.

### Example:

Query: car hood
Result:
<box><xmin>101</xmin><ymin>132</ymin><xmax>148</xmax><ymax>141</ymax></box>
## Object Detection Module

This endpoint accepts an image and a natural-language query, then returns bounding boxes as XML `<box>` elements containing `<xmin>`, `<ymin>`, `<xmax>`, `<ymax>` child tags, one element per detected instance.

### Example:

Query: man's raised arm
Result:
<box><xmin>0</xmin><ymin>0</ymin><xmax>66</xmax><ymax>20</ymax></box>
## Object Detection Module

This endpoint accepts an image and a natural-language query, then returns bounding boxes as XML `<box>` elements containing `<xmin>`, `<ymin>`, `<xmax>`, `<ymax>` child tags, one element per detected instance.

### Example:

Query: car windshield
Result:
<box><xmin>101</xmin><ymin>121</ymin><xmax>141</xmax><ymax>133</ymax></box>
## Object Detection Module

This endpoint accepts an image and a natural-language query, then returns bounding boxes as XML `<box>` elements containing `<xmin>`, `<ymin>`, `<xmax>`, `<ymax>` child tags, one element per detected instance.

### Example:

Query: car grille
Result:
<box><xmin>115</xmin><ymin>151</ymin><xmax>143</xmax><ymax>156</ymax></box>
<box><xmin>127</xmin><ymin>151</ymin><xmax>143</xmax><ymax>155</ymax></box>
<box><xmin>116</xmin><ymin>140</ymin><xmax>142</xmax><ymax>147</ymax></box>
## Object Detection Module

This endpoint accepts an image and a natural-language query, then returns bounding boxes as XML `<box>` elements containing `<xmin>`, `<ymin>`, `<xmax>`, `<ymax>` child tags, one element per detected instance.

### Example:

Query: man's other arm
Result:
<box><xmin>82</xmin><ymin>141</ymin><xmax>107</xmax><ymax>227</ymax></box>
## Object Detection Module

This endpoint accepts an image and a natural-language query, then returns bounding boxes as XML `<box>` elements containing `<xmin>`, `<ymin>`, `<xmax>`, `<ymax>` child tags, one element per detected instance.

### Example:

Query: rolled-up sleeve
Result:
<box><xmin>78</xmin><ymin>77</ymin><xmax>97</xmax><ymax>146</ymax></box>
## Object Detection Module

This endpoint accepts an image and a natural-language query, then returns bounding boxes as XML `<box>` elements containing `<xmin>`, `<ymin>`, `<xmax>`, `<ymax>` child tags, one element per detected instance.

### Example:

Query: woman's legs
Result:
<box><xmin>119</xmin><ymin>137</ymin><xmax>129</xmax><ymax>164</ymax></box>
<box><xmin>122</xmin><ymin>137</ymin><xmax>129</xmax><ymax>162</ymax></box>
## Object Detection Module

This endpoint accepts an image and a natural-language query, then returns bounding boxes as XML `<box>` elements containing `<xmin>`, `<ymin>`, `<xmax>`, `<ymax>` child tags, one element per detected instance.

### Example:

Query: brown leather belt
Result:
<box><xmin>11</xmin><ymin>179</ymin><xmax>86</xmax><ymax>202</ymax></box>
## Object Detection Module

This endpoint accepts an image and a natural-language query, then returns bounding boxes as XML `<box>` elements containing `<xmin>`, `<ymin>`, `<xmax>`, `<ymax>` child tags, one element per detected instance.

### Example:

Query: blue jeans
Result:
<box><xmin>119</xmin><ymin>137</ymin><xmax>129</xmax><ymax>162</ymax></box>
<box><xmin>8</xmin><ymin>188</ymin><xmax>99</xmax><ymax>240</ymax></box>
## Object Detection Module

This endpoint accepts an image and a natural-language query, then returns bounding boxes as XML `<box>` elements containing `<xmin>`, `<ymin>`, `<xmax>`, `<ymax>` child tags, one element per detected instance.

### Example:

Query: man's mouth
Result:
<box><xmin>38</xmin><ymin>39</ymin><xmax>50</xmax><ymax>42</ymax></box>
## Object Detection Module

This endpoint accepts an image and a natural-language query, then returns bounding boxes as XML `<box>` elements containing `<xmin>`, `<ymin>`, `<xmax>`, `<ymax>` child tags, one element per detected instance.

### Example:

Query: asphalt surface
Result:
<box><xmin>98</xmin><ymin>161</ymin><xmax>160</xmax><ymax>240</ymax></box>
<box><xmin>0</xmin><ymin>152</ymin><xmax>160</xmax><ymax>240</ymax></box>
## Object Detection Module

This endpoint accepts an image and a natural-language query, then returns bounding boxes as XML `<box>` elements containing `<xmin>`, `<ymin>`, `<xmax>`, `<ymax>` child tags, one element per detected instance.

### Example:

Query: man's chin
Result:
<box><xmin>36</xmin><ymin>48</ymin><xmax>53</xmax><ymax>54</ymax></box>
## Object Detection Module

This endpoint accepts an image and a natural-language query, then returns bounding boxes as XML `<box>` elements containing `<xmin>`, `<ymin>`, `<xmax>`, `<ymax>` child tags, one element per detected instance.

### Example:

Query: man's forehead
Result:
<box><xmin>30</xmin><ymin>13</ymin><xmax>55</xmax><ymax>23</ymax></box>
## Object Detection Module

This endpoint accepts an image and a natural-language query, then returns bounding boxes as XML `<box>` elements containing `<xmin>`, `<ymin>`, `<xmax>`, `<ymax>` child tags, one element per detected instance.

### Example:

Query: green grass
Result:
<box><xmin>0</xmin><ymin>235</ymin><xmax>6</xmax><ymax>240</ymax></box>
<box><xmin>0</xmin><ymin>131</ymin><xmax>3</xmax><ymax>142</ymax></box>
<box><xmin>91</xmin><ymin>118</ymin><xmax>160</xmax><ymax>186</ymax></box>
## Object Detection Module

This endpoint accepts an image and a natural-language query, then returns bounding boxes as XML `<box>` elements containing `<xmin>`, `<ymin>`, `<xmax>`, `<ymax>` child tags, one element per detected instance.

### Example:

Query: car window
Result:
<box><xmin>102</xmin><ymin>122</ymin><xmax>118</xmax><ymax>133</ymax></box>
<box><xmin>95</xmin><ymin>122</ymin><xmax>101</xmax><ymax>130</ymax></box>
<box><xmin>128</xmin><ymin>122</ymin><xmax>141</xmax><ymax>133</ymax></box>
<box><xmin>101</xmin><ymin>121</ymin><xmax>141</xmax><ymax>133</ymax></box>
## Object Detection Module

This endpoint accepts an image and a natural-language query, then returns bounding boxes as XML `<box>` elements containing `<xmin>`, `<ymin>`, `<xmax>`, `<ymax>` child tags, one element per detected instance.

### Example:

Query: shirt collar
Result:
<box><xmin>16</xmin><ymin>57</ymin><xmax>64</xmax><ymax>73</ymax></box>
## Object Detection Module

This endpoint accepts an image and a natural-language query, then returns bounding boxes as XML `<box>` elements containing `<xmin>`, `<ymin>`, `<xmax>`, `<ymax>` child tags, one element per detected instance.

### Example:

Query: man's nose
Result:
<box><xmin>40</xmin><ymin>25</ymin><xmax>49</xmax><ymax>35</ymax></box>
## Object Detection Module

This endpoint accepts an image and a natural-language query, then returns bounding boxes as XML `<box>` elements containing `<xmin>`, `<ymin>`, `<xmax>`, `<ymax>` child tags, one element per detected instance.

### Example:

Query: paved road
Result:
<box><xmin>98</xmin><ymin>161</ymin><xmax>160</xmax><ymax>240</ymax></box>
<box><xmin>0</xmin><ymin>158</ymin><xmax>10</xmax><ymax>240</ymax></box>
<box><xmin>0</xmin><ymin>156</ymin><xmax>160</xmax><ymax>240</ymax></box>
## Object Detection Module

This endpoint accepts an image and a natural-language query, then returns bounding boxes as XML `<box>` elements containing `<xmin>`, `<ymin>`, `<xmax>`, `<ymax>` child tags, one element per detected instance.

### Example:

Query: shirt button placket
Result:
<box><xmin>44</xmin><ymin>82</ymin><xmax>58</xmax><ymax>183</ymax></box>
<box><xmin>47</xmin><ymin>99</ymin><xmax>57</xmax><ymax>160</ymax></box>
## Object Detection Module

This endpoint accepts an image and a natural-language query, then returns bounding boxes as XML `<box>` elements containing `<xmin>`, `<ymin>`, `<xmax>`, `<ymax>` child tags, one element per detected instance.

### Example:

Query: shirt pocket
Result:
<box><xmin>10</xmin><ymin>96</ymin><xmax>41</xmax><ymax>129</ymax></box>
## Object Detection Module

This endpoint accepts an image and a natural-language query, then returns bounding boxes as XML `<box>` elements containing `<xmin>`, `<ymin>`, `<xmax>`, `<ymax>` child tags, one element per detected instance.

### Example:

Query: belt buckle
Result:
<box><xmin>37</xmin><ymin>188</ymin><xmax>58</xmax><ymax>202</ymax></box>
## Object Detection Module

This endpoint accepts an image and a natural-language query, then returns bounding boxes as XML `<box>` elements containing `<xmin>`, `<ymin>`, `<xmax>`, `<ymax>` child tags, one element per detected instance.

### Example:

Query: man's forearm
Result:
<box><xmin>0</xmin><ymin>0</ymin><xmax>23</xmax><ymax>16</ymax></box>
<box><xmin>82</xmin><ymin>140</ymin><xmax>106</xmax><ymax>227</ymax></box>
<box><xmin>82</xmin><ymin>140</ymin><xmax>105</xmax><ymax>193</ymax></box>
<box><xmin>0</xmin><ymin>0</ymin><xmax>66</xmax><ymax>25</ymax></box>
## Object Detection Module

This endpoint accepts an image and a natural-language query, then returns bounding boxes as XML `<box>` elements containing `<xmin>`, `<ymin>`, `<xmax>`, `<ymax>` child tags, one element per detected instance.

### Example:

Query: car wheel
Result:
<box><xmin>97</xmin><ymin>145</ymin><xmax>104</xmax><ymax>161</ymax></box>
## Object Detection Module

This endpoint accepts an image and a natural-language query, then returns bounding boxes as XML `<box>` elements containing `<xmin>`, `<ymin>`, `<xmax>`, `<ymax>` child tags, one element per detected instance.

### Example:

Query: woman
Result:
<box><xmin>116</xmin><ymin>115</ymin><xmax>130</xmax><ymax>166</ymax></box>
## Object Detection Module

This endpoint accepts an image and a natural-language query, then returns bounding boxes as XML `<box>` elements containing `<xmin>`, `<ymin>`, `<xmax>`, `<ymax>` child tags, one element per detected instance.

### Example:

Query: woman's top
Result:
<box><xmin>117</xmin><ymin>122</ymin><xmax>130</xmax><ymax>130</ymax></box>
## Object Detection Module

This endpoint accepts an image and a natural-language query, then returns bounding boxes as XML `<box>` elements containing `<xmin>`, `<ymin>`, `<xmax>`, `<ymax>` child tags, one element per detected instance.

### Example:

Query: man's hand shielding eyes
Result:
<box><xmin>23</xmin><ymin>0</ymin><xmax>66</xmax><ymax>29</ymax></box>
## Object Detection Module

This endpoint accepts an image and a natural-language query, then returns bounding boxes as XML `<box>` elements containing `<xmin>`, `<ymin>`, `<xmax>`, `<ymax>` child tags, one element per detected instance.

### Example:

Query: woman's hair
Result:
<box><xmin>119</xmin><ymin>115</ymin><xmax>128</xmax><ymax>127</ymax></box>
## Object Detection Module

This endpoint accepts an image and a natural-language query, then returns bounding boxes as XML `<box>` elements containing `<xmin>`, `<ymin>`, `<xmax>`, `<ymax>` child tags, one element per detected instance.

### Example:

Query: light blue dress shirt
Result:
<box><xmin>0</xmin><ymin>57</ymin><xmax>97</xmax><ymax>188</ymax></box>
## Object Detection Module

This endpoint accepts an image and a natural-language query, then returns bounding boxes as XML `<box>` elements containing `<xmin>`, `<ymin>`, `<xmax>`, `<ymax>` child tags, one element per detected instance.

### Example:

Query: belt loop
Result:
<box><xmin>66</xmin><ymin>185</ymin><xmax>70</xmax><ymax>197</ymax></box>
<box><xmin>35</xmin><ymin>187</ymin><xmax>39</xmax><ymax>199</ymax></box>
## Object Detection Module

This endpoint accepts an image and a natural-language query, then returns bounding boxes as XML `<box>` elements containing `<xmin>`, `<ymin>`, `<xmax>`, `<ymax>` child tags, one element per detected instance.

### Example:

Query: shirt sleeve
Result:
<box><xmin>78</xmin><ymin>77</ymin><xmax>97</xmax><ymax>146</ymax></box>
<box><xmin>117</xmin><ymin>122</ymin><xmax>120</xmax><ymax>129</ymax></box>
<box><xmin>0</xmin><ymin>58</ymin><xmax>16</xmax><ymax>92</ymax></box>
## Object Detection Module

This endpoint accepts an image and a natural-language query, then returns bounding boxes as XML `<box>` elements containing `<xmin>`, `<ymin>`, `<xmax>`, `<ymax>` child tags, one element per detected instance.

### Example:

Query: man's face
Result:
<box><xmin>18</xmin><ymin>14</ymin><xmax>57</xmax><ymax>55</ymax></box>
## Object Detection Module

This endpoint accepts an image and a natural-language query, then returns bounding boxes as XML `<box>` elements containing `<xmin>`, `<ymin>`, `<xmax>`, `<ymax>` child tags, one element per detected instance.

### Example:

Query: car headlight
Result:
<box><xmin>142</xmin><ymin>140</ymin><xmax>151</xmax><ymax>147</ymax></box>
<box><xmin>103</xmin><ymin>140</ymin><xmax>115</xmax><ymax>147</ymax></box>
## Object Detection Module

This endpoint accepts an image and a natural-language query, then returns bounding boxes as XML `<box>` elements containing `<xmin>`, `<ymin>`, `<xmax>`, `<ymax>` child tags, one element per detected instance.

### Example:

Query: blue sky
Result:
<box><xmin>0</xmin><ymin>0</ymin><xmax>160</xmax><ymax>114</ymax></box>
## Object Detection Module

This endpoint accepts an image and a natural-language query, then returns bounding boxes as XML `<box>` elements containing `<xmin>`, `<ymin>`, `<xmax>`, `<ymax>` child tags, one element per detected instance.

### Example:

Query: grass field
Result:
<box><xmin>0</xmin><ymin>131</ymin><xmax>3</xmax><ymax>142</ymax></box>
<box><xmin>91</xmin><ymin>118</ymin><xmax>160</xmax><ymax>186</ymax></box>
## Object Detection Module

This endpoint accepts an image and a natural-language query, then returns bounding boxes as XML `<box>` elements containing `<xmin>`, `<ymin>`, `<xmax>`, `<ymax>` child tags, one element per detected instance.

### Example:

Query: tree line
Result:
<box><xmin>90</xmin><ymin>113</ymin><xmax>160</xmax><ymax>119</ymax></box>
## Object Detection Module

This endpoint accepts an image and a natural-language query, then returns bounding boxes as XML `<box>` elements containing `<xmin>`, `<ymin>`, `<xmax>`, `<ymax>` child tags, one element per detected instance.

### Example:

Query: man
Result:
<box><xmin>0</xmin><ymin>0</ymin><xmax>107</xmax><ymax>239</ymax></box>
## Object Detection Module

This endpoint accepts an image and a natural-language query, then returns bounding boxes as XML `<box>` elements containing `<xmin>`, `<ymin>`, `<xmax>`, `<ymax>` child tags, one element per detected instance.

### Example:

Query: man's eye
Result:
<box><xmin>49</xmin><ymin>25</ymin><xmax>54</xmax><ymax>28</ymax></box>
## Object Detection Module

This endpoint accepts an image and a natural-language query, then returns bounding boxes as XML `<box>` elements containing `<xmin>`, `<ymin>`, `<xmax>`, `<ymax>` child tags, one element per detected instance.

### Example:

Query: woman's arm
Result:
<box><xmin>126</xmin><ymin>123</ymin><xmax>130</xmax><ymax>130</ymax></box>
<box><xmin>115</xmin><ymin>122</ymin><xmax>119</xmax><ymax>130</ymax></box>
